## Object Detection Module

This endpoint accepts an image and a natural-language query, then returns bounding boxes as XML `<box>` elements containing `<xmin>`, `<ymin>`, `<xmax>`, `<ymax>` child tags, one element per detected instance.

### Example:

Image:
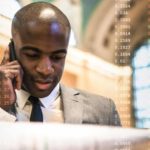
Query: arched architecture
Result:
<box><xmin>83</xmin><ymin>0</ymin><xmax>148</xmax><ymax>66</ymax></box>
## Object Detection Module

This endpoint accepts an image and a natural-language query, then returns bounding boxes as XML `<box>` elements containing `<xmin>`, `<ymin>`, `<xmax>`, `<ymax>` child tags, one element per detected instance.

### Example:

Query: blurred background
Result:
<box><xmin>0</xmin><ymin>0</ymin><xmax>149</xmax><ymax>129</ymax></box>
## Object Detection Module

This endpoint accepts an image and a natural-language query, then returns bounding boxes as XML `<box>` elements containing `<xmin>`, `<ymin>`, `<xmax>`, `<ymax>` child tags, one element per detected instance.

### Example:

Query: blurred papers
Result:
<box><xmin>0</xmin><ymin>122</ymin><xmax>149</xmax><ymax>150</ymax></box>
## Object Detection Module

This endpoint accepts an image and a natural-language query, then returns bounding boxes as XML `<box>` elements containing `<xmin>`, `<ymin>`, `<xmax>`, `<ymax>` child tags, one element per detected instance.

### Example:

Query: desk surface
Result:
<box><xmin>0</xmin><ymin>122</ymin><xmax>149</xmax><ymax>150</ymax></box>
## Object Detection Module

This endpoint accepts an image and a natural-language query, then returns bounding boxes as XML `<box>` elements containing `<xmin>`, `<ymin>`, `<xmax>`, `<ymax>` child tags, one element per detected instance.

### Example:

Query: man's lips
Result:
<box><xmin>34</xmin><ymin>81</ymin><xmax>52</xmax><ymax>90</ymax></box>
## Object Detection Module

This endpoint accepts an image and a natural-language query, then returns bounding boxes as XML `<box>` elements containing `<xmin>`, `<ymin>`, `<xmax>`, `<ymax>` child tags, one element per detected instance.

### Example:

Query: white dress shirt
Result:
<box><xmin>0</xmin><ymin>84</ymin><xmax>64</xmax><ymax>122</ymax></box>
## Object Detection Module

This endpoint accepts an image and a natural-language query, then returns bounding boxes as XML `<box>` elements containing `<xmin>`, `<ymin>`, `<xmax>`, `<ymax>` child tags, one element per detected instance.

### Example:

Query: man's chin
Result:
<box><xmin>23</xmin><ymin>81</ymin><xmax>55</xmax><ymax>97</ymax></box>
<box><xmin>24</xmin><ymin>85</ymin><xmax>53</xmax><ymax>98</ymax></box>
<box><xmin>30</xmin><ymin>90</ymin><xmax>51</xmax><ymax>98</ymax></box>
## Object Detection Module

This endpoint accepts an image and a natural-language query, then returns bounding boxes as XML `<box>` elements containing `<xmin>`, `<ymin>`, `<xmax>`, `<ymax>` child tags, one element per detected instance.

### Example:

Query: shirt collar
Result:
<box><xmin>39</xmin><ymin>84</ymin><xmax>60</xmax><ymax>108</ymax></box>
<box><xmin>16</xmin><ymin>89</ymin><xmax>30</xmax><ymax>109</ymax></box>
<box><xmin>16</xmin><ymin>84</ymin><xmax>60</xmax><ymax>109</ymax></box>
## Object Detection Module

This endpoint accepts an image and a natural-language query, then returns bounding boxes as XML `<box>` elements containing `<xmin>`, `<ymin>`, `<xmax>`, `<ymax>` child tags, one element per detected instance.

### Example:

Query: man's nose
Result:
<box><xmin>36</xmin><ymin>57</ymin><xmax>54</xmax><ymax>76</ymax></box>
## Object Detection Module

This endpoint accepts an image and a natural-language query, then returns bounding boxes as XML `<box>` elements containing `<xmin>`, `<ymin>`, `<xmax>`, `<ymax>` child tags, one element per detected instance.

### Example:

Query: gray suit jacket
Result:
<box><xmin>4</xmin><ymin>84</ymin><xmax>121</xmax><ymax>125</ymax></box>
<box><xmin>60</xmin><ymin>84</ymin><xmax>121</xmax><ymax>126</ymax></box>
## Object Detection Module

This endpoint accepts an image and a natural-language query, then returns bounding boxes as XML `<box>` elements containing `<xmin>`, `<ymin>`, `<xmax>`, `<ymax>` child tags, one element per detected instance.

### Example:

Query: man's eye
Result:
<box><xmin>25</xmin><ymin>53</ymin><xmax>39</xmax><ymax>58</ymax></box>
<box><xmin>51</xmin><ymin>54</ymin><xmax>66</xmax><ymax>60</ymax></box>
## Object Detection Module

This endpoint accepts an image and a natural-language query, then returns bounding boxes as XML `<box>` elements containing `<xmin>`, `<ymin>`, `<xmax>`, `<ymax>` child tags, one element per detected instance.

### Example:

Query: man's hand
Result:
<box><xmin>0</xmin><ymin>48</ymin><xmax>23</xmax><ymax>110</ymax></box>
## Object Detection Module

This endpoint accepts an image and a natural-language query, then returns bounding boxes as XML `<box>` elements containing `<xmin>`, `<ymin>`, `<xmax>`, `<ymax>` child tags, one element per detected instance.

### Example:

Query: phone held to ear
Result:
<box><xmin>8</xmin><ymin>40</ymin><xmax>18</xmax><ymax>86</ymax></box>
<box><xmin>9</xmin><ymin>40</ymin><xmax>17</xmax><ymax>61</ymax></box>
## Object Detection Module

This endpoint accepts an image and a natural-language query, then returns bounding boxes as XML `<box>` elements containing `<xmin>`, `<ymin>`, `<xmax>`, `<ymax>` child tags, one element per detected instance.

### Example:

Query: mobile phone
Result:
<box><xmin>8</xmin><ymin>40</ymin><xmax>18</xmax><ymax>87</ymax></box>
<box><xmin>9</xmin><ymin>40</ymin><xmax>17</xmax><ymax>61</ymax></box>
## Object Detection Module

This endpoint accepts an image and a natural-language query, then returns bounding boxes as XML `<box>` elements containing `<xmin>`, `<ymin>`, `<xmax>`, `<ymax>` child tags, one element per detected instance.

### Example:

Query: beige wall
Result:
<box><xmin>0</xmin><ymin>15</ymin><xmax>11</xmax><ymax>64</ymax></box>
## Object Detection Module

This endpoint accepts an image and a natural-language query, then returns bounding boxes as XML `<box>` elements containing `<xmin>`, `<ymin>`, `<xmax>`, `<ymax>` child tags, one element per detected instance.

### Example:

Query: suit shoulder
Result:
<box><xmin>60</xmin><ymin>84</ymin><xmax>114</xmax><ymax>105</ymax></box>
<box><xmin>76</xmin><ymin>88</ymin><xmax>114</xmax><ymax>106</ymax></box>
<box><xmin>79</xmin><ymin>89</ymin><xmax>108</xmax><ymax>99</ymax></box>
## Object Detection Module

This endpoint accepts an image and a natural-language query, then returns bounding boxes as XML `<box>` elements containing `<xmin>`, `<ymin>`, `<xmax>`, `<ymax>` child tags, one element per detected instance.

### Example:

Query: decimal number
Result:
<box><xmin>117</xmin><ymin>10</ymin><xmax>128</xmax><ymax>15</ymax></box>
<box><xmin>120</xmin><ymin>38</ymin><xmax>130</xmax><ymax>42</ymax></box>
<box><xmin>120</xmin><ymin>17</ymin><xmax>131</xmax><ymax>22</ymax></box>
<box><xmin>115</xmin><ymin>52</ymin><xmax>130</xmax><ymax>56</ymax></box>
<box><xmin>115</xmin><ymin>45</ymin><xmax>130</xmax><ymax>50</ymax></box>
<box><xmin>117</xmin><ymin>4</ymin><xmax>131</xmax><ymax>9</ymax></box>
<box><xmin>115</xmin><ymin>0</ymin><xmax>131</xmax><ymax>2</ymax></box>
<box><xmin>119</xmin><ymin>25</ymin><xmax>131</xmax><ymax>29</ymax></box>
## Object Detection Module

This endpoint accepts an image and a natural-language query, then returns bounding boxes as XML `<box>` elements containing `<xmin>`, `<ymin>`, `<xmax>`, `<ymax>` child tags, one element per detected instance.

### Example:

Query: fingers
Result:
<box><xmin>5</xmin><ymin>60</ymin><xmax>18</xmax><ymax>65</ymax></box>
<box><xmin>0</xmin><ymin>61</ymin><xmax>20</xmax><ymax>78</ymax></box>
<box><xmin>14</xmin><ymin>67</ymin><xmax>23</xmax><ymax>90</ymax></box>
<box><xmin>4</xmin><ymin>70</ymin><xmax>20</xmax><ymax>79</ymax></box>
<box><xmin>2</xmin><ymin>61</ymin><xmax>20</xmax><ymax>69</ymax></box>
<box><xmin>0</xmin><ymin>61</ymin><xmax>23</xmax><ymax>90</ymax></box>
<box><xmin>15</xmin><ymin>72</ymin><xmax>23</xmax><ymax>90</ymax></box>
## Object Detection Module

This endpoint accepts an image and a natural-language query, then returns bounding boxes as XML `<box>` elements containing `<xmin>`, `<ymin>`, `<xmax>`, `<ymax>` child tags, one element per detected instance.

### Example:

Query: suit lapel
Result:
<box><xmin>60</xmin><ymin>84</ymin><xmax>83</xmax><ymax>124</ymax></box>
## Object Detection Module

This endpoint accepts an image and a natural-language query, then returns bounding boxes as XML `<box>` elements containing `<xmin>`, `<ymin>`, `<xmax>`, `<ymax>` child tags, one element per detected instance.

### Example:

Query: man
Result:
<box><xmin>0</xmin><ymin>2</ymin><xmax>121</xmax><ymax>125</ymax></box>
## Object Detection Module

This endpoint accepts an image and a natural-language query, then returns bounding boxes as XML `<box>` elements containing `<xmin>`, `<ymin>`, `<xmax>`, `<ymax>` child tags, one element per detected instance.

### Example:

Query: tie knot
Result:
<box><xmin>28</xmin><ymin>96</ymin><xmax>39</xmax><ymax>105</ymax></box>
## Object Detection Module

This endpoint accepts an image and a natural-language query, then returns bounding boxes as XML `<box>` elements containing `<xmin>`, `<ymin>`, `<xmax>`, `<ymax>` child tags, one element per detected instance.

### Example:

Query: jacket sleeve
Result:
<box><xmin>0</xmin><ymin>107</ymin><xmax>16</xmax><ymax>122</ymax></box>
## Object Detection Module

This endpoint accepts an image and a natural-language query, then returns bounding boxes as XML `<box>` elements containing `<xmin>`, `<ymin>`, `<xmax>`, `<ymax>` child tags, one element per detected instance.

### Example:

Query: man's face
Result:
<box><xmin>13</xmin><ymin>21</ymin><xmax>70</xmax><ymax>97</ymax></box>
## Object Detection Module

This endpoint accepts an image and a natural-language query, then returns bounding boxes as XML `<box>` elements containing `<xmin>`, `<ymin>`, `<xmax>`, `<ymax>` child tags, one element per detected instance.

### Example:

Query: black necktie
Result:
<box><xmin>28</xmin><ymin>96</ymin><xmax>43</xmax><ymax>122</ymax></box>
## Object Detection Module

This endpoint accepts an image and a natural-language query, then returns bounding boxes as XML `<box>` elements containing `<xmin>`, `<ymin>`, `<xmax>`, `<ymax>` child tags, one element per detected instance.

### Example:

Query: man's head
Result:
<box><xmin>11</xmin><ymin>2</ymin><xmax>71</xmax><ymax>97</ymax></box>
